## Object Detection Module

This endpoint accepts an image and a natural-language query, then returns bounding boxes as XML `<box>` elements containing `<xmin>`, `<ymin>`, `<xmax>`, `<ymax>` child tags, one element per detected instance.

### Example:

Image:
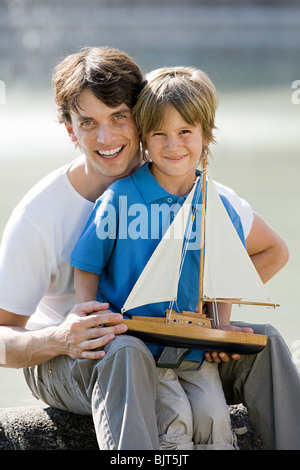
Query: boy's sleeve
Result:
<box><xmin>71</xmin><ymin>189</ymin><xmax>118</xmax><ymax>274</ymax></box>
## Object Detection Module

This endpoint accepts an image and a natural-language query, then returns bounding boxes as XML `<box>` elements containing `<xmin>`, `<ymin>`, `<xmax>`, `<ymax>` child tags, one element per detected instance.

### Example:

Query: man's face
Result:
<box><xmin>66</xmin><ymin>89</ymin><xmax>141</xmax><ymax>180</ymax></box>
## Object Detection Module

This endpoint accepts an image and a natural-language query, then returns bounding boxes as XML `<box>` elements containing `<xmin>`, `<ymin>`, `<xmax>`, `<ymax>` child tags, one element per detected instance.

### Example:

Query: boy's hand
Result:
<box><xmin>204</xmin><ymin>324</ymin><xmax>254</xmax><ymax>363</ymax></box>
<box><xmin>205</xmin><ymin>351</ymin><xmax>241</xmax><ymax>363</ymax></box>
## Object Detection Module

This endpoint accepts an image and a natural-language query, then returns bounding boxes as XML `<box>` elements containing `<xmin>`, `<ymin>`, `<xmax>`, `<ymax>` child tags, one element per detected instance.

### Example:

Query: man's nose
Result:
<box><xmin>96</xmin><ymin>124</ymin><xmax>114</xmax><ymax>144</ymax></box>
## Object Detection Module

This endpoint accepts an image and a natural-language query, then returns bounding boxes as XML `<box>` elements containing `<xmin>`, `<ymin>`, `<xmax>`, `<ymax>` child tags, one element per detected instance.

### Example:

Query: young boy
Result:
<box><xmin>71</xmin><ymin>66</ymin><xmax>248</xmax><ymax>449</ymax></box>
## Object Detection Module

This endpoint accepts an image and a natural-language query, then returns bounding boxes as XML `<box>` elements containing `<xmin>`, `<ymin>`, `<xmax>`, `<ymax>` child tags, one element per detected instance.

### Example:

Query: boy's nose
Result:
<box><xmin>164</xmin><ymin>135</ymin><xmax>180</xmax><ymax>151</ymax></box>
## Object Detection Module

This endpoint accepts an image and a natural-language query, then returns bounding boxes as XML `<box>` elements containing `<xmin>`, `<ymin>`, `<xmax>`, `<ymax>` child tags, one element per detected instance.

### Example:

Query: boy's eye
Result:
<box><xmin>180</xmin><ymin>129</ymin><xmax>191</xmax><ymax>134</ymax></box>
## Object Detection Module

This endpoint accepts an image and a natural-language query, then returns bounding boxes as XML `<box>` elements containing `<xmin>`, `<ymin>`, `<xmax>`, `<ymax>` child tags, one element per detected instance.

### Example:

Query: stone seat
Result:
<box><xmin>0</xmin><ymin>404</ymin><xmax>264</xmax><ymax>450</ymax></box>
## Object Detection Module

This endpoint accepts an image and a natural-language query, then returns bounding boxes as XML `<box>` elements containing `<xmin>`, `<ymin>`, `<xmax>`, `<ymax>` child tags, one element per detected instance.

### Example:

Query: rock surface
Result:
<box><xmin>0</xmin><ymin>404</ymin><xmax>264</xmax><ymax>450</ymax></box>
<box><xmin>229</xmin><ymin>404</ymin><xmax>265</xmax><ymax>450</ymax></box>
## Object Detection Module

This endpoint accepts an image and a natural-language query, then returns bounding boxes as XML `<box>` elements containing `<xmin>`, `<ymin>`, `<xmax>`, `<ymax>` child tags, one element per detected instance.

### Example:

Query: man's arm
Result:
<box><xmin>246</xmin><ymin>212</ymin><xmax>289</xmax><ymax>283</ymax></box>
<box><xmin>0</xmin><ymin>302</ymin><xmax>128</xmax><ymax>369</ymax></box>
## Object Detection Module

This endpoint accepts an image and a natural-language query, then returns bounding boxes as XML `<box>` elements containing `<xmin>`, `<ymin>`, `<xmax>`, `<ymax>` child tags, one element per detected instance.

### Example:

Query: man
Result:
<box><xmin>0</xmin><ymin>46</ymin><xmax>297</xmax><ymax>450</ymax></box>
<box><xmin>0</xmin><ymin>46</ymin><xmax>159</xmax><ymax>450</ymax></box>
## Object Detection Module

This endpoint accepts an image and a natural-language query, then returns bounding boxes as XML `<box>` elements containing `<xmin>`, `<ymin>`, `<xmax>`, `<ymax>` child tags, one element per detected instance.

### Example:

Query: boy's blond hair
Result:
<box><xmin>133</xmin><ymin>66</ymin><xmax>218</xmax><ymax>163</ymax></box>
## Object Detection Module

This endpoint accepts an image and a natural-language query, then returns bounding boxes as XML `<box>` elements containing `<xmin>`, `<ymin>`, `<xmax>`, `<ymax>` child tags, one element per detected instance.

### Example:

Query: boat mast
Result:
<box><xmin>198</xmin><ymin>157</ymin><xmax>207</xmax><ymax>315</ymax></box>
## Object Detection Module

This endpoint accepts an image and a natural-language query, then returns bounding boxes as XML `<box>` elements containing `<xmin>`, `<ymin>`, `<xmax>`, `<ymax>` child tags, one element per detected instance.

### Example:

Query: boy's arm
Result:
<box><xmin>204</xmin><ymin>301</ymin><xmax>253</xmax><ymax>364</ymax></box>
<box><xmin>208</xmin><ymin>302</ymin><xmax>231</xmax><ymax>328</ymax></box>
<box><xmin>207</xmin><ymin>301</ymin><xmax>253</xmax><ymax>332</ymax></box>
<box><xmin>74</xmin><ymin>268</ymin><xmax>99</xmax><ymax>303</ymax></box>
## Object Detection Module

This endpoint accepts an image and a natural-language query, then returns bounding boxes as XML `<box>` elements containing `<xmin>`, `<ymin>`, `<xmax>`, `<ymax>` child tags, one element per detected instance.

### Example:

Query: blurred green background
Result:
<box><xmin>0</xmin><ymin>0</ymin><xmax>299</xmax><ymax>407</ymax></box>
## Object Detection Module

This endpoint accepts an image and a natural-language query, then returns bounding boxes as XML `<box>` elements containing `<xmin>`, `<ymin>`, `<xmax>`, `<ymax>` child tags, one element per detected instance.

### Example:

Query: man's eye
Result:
<box><xmin>81</xmin><ymin>120</ymin><xmax>94</xmax><ymax>128</ymax></box>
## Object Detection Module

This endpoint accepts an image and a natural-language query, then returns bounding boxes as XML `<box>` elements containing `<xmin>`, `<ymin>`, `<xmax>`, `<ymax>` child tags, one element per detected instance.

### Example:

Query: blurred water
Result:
<box><xmin>0</xmin><ymin>85</ymin><xmax>299</xmax><ymax>407</ymax></box>
<box><xmin>1</xmin><ymin>1</ymin><xmax>300</xmax><ymax>91</ymax></box>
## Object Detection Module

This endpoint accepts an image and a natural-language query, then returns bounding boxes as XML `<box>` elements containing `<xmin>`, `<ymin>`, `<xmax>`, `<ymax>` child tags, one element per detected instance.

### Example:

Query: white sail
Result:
<box><xmin>122</xmin><ymin>178</ymin><xmax>200</xmax><ymax>313</ymax></box>
<box><xmin>203</xmin><ymin>177</ymin><xmax>271</xmax><ymax>304</ymax></box>
<box><xmin>122</xmin><ymin>172</ymin><xmax>275</xmax><ymax>315</ymax></box>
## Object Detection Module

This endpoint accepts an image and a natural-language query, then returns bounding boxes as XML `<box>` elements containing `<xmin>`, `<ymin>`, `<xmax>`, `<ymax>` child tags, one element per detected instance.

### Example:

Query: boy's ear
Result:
<box><xmin>65</xmin><ymin>122</ymin><xmax>78</xmax><ymax>143</ymax></box>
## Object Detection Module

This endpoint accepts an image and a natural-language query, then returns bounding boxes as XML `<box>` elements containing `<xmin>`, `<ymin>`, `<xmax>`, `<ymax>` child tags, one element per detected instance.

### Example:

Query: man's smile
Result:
<box><xmin>95</xmin><ymin>146</ymin><xmax>124</xmax><ymax>159</ymax></box>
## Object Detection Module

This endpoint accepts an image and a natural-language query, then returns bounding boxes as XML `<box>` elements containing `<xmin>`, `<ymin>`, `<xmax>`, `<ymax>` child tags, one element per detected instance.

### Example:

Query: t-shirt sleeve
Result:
<box><xmin>220</xmin><ymin>194</ymin><xmax>246</xmax><ymax>248</ymax></box>
<box><xmin>71</xmin><ymin>189</ymin><xmax>117</xmax><ymax>274</ymax></box>
<box><xmin>0</xmin><ymin>209</ymin><xmax>53</xmax><ymax>316</ymax></box>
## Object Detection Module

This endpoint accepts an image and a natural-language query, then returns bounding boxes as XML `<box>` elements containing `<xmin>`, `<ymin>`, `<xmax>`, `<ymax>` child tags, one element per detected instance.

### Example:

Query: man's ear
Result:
<box><xmin>65</xmin><ymin>122</ymin><xmax>78</xmax><ymax>143</ymax></box>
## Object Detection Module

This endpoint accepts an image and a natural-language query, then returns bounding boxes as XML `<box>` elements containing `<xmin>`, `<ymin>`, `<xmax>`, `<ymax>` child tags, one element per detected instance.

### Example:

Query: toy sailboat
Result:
<box><xmin>120</xmin><ymin>160</ymin><xmax>278</xmax><ymax>356</ymax></box>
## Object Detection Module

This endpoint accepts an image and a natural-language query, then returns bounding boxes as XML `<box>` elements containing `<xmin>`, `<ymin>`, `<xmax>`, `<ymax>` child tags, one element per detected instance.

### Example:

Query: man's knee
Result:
<box><xmin>99</xmin><ymin>335</ymin><xmax>157</xmax><ymax>381</ymax></box>
<box><xmin>103</xmin><ymin>334</ymin><xmax>154</xmax><ymax>359</ymax></box>
<box><xmin>93</xmin><ymin>334</ymin><xmax>158</xmax><ymax>396</ymax></box>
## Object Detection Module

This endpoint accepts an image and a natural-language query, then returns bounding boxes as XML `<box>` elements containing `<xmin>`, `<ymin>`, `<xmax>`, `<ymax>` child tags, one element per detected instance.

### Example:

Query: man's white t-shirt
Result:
<box><xmin>0</xmin><ymin>160</ymin><xmax>253</xmax><ymax>330</ymax></box>
<box><xmin>0</xmin><ymin>161</ymin><xmax>94</xmax><ymax>329</ymax></box>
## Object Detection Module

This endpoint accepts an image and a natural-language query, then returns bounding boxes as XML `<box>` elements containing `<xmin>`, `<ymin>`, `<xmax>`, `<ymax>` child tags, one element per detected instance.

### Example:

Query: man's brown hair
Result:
<box><xmin>53</xmin><ymin>46</ymin><xmax>143</xmax><ymax>124</ymax></box>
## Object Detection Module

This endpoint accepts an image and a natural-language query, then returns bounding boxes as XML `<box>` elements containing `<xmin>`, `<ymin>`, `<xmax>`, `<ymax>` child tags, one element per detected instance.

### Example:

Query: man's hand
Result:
<box><xmin>55</xmin><ymin>301</ymin><xmax>128</xmax><ymax>360</ymax></box>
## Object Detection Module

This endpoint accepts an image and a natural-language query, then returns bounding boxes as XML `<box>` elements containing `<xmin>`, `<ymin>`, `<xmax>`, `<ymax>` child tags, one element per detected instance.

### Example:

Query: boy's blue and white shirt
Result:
<box><xmin>71</xmin><ymin>163</ymin><xmax>246</xmax><ymax>362</ymax></box>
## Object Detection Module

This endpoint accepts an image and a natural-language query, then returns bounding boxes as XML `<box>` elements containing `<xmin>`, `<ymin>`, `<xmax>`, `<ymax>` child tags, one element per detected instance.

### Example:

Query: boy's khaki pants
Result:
<box><xmin>157</xmin><ymin>360</ymin><xmax>236</xmax><ymax>449</ymax></box>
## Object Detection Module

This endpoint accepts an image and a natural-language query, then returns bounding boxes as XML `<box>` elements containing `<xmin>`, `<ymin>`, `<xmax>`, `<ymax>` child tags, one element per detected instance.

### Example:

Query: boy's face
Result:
<box><xmin>144</xmin><ymin>105</ymin><xmax>208</xmax><ymax>190</ymax></box>
<box><xmin>66</xmin><ymin>89</ymin><xmax>141</xmax><ymax>180</ymax></box>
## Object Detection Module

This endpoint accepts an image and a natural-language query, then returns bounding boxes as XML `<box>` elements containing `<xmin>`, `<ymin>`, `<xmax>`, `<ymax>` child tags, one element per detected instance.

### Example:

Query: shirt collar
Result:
<box><xmin>132</xmin><ymin>163</ymin><xmax>168</xmax><ymax>203</ymax></box>
<box><xmin>132</xmin><ymin>162</ymin><xmax>202</xmax><ymax>208</ymax></box>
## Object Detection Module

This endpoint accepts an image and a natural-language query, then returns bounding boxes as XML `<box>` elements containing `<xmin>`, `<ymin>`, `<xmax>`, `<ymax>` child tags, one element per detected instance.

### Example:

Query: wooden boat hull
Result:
<box><xmin>122</xmin><ymin>317</ymin><xmax>267</xmax><ymax>355</ymax></box>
